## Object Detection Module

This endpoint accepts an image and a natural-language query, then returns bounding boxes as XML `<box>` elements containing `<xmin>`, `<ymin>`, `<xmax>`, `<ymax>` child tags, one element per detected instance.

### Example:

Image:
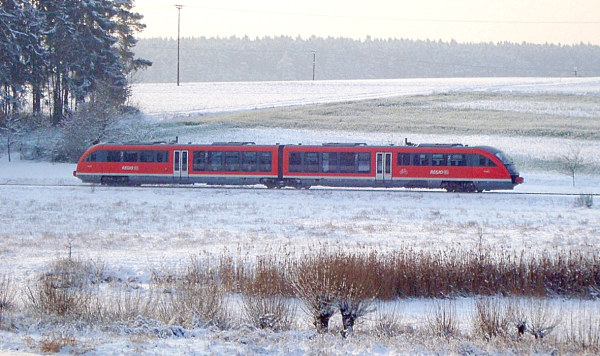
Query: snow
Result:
<box><xmin>1</xmin><ymin>78</ymin><xmax>600</xmax><ymax>354</ymax></box>
<box><xmin>130</xmin><ymin>77</ymin><xmax>600</xmax><ymax>119</ymax></box>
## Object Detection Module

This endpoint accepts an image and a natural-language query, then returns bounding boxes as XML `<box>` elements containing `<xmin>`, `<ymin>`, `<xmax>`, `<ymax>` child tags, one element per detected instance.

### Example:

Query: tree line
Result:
<box><xmin>0</xmin><ymin>0</ymin><xmax>150</xmax><ymax>125</ymax></box>
<box><xmin>134</xmin><ymin>36</ymin><xmax>600</xmax><ymax>83</ymax></box>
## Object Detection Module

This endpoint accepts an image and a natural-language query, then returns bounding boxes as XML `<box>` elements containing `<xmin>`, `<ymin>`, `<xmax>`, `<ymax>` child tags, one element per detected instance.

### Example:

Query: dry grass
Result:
<box><xmin>12</xmin><ymin>249</ymin><xmax>600</xmax><ymax>354</ymax></box>
<box><xmin>183</xmin><ymin>92</ymin><xmax>600</xmax><ymax>140</ymax></box>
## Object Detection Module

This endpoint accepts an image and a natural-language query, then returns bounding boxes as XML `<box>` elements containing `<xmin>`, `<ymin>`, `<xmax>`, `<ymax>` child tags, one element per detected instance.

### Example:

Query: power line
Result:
<box><xmin>135</xmin><ymin>4</ymin><xmax>600</xmax><ymax>25</ymax></box>
<box><xmin>182</xmin><ymin>5</ymin><xmax>600</xmax><ymax>25</ymax></box>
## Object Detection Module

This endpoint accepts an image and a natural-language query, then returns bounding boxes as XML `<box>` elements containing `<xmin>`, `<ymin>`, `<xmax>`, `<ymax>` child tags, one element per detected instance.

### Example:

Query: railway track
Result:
<box><xmin>0</xmin><ymin>182</ymin><xmax>597</xmax><ymax>197</ymax></box>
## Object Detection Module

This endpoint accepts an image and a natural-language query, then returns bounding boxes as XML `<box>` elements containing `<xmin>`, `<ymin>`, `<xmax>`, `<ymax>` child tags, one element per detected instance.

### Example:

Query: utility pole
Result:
<box><xmin>175</xmin><ymin>5</ymin><xmax>183</xmax><ymax>86</ymax></box>
<box><xmin>312</xmin><ymin>51</ymin><xmax>316</xmax><ymax>80</ymax></box>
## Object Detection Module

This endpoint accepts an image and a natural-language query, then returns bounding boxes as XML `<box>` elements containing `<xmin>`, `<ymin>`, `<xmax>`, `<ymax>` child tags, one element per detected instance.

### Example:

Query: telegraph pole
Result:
<box><xmin>175</xmin><ymin>5</ymin><xmax>183</xmax><ymax>86</ymax></box>
<box><xmin>312</xmin><ymin>51</ymin><xmax>316</xmax><ymax>80</ymax></box>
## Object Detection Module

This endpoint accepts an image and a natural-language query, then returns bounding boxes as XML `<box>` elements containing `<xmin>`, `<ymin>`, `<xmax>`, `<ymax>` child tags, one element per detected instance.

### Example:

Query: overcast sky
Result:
<box><xmin>133</xmin><ymin>0</ymin><xmax>600</xmax><ymax>45</ymax></box>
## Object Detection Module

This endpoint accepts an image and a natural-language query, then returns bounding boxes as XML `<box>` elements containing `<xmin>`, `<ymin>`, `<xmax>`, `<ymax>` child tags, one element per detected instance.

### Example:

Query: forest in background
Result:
<box><xmin>133</xmin><ymin>36</ymin><xmax>600</xmax><ymax>83</ymax></box>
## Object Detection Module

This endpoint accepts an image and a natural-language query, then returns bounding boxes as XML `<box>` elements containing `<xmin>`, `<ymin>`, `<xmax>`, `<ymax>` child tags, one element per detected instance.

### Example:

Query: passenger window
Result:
<box><xmin>242</xmin><ymin>152</ymin><xmax>257</xmax><ymax>171</ymax></box>
<box><xmin>107</xmin><ymin>150</ymin><xmax>122</xmax><ymax>162</ymax></box>
<box><xmin>193</xmin><ymin>151</ymin><xmax>206</xmax><ymax>171</ymax></box>
<box><xmin>123</xmin><ymin>151</ymin><xmax>138</xmax><ymax>162</ymax></box>
<box><xmin>431</xmin><ymin>154</ymin><xmax>447</xmax><ymax>166</ymax></box>
<box><xmin>397</xmin><ymin>153</ymin><xmax>411</xmax><ymax>166</ymax></box>
<box><xmin>477</xmin><ymin>155</ymin><xmax>497</xmax><ymax>167</ymax></box>
<box><xmin>156</xmin><ymin>151</ymin><xmax>168</xmax><ymax>163</ymax></box>
<box><xmin>321</xmin><ymin>152</ymin><xmax>339</xmax><ymax>173</ymax></box>
<box><xmin>289</xmin><ymin>152</ymin><xmax>302</xmax><ymax>172</ymax></box>
<box><xmin>413</xmin><ymin>153</ymin><xmax>429</xmax><ymax>166</ymax></box>
<box><xmin>259</xmin><ymin>152</ymin><xmax>272</xmax><ymax>172</ymax></box>
<box><xmin>450</xmin><ymin>154</ymin><xmax>465</xmax><ymax>166</ymax></box>
<box><xmin>357</xmin><ymin>153</ymin><xmax>371</xmax><ymax>173</ymax></box>
<box><xmin>140</xmin><ymin>151</ymin><xmax>155</xmax><ymax>163</ymax></box>
<box><xmin>339</xmin><ymin>152</ymin><xmax>355</xmax><ymax>173</ymax></box>
<box><xmin>225</xmin><ymin>151</ymin><xmax>240</xmax><ymax>171</ymax></box>
<box><xmin>305</xmin><ymin>152</ymin><xmax>319</xmax><ymax>172</ymax></box>
<box><xmin>208</xmin><ymin>151</ymin><xmax>224</xmax><ymax>171</ymax></box>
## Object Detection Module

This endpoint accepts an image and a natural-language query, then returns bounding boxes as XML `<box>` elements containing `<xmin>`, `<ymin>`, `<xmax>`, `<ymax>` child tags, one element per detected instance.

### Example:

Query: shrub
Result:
<box><xmin>25</xmin><ymin>258</ymin><xmax>99</xmax><ymax>320</ymax></box>
<box><xmin>471</xmin><ymin>297</ymin><xmax>512</xmax><ymax>340</ymax></box>
<box><xmin>426</xmin><ymin>299</ymin><xmax>458</xmax><ymax>338</ymax></box>
<box><xmin>575</xmin><ymin>194</ymin><xmax>594</xmax><ymax>208</ymax></box>
<box><xmin>241</xmin><ymin>294</ymin><xmax>296</xmax><ymax>331</ymax></box>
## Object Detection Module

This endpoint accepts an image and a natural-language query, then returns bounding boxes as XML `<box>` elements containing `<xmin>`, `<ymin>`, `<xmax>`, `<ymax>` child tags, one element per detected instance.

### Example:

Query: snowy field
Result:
<box><xmin>130</xmin><ymin>77</ymin><xmax>600</xmax><ymax>119</ymax></box>
<box><xmin>1</xmin><ymin>78</ymin><xmax>600</xmax><ymax>354</ymax></box>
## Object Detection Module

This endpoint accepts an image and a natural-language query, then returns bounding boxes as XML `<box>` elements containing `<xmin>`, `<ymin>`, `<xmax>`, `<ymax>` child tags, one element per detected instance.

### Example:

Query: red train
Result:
<box><xmin>74</xmin><ymin>140</ymin><xmax>523</xmax><ymax>192</ymax></box>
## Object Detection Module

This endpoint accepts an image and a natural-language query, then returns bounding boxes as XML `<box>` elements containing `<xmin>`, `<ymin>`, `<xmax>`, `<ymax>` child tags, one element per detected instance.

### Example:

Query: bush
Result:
<box><xmin>24</xmin><ymin>258</ymin><xmax>101</xmax><ymax>321</ymax></box>
<box><xmin>575</xmin><ymin>194</ymin><xmax>594</xmax><ymax>208</ymax></box>
<box><xmin>241</xmin><ymin>294</ymin><xmax>296</xmax><ymax>331</ymax></box>
<box><xmin>471</xmin><ymin>297</ymin><xmax>512</xmax><ymax>340</ymax></box>
<box><xmin>0</xmin><ymin>274</ymin><xmax>17</xmax><ymax>322</ymax></box>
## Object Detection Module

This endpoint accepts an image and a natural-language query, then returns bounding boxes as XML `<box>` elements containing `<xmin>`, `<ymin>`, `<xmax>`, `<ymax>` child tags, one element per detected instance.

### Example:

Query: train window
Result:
<box><xmin>340</xmin><ymin>152</ymin><xmax>355</xmax><ymax>173</ymax></box>
<box><xmin>242</xmin><ymin>152</ymin><xmax>257</xmax><ymax>171</ymax></box>
<box><xmin>305</xmin><ymin>152</ymin><xmax>319</xmax><ymax>172</ymax></box>
<box><xmin>156</xmin><ymin>151</ymin><xmax>168</xmax><ymax>163</ymax></box>
<box><xmin>397</xmin><ymin>153</ymin><xmax>411</xmax><ymax>166</ymax></box>
<box><xmin>225</xmin><ymin>151</ymin><xmax>241</xmax><ymax>171</ymax></box>
<box><xmin>473</xmin><ymin>154</ymin><xmax>497</xmax><ymax>167</ymax></box>
<box><xmin>450</xmin><ymin>154</ymin><xmax>466</xmax><ymax>166</ymax></box>
<box><xmin>106</xmin><ymin>150</ymin><xmax>122</xmax><ymax>162</ymax></box>
<box><xmin>413</xmin><ymin>153</ymin><xmax>429</xmax><ymax>166</ymax></box>
<box><xmin>193</xmin><ymin>151</ymin><xmax>207</xmax><ymax>171</ymax></box>
<box><xmin>289</xmin><ymin>152</ymin><xmax>302</xmax><ymax>172</ymax></box>
<box><xmin>431</xmin><ymin>154</ymin><xmax>447</xmax><ymax>166</ymax></box>
<box><xmin>207</xmin><ymin>151</ymin><xmax>224</xmax><ymax>171</ymax></box>
<box><xmin>357</xmin><ymin>153</ymin><xmax>371</xmax><ymax>173</ymax></box>
<box><xmin>123</xmin><ymin>151</ymin><xmax>138</xmax><ymax>162</ymax></box>
<box><xmin>140</xmin><ymin>151</ymin><xmax>155</xmax><ymax>163</ymax></box>
<box><xmin>258</xmin><ymin>152</ymin><xmax>272</xmax><ymax>172</ymax></box>
<box><xmin>321</xmin><ymin>152</ymin><xmax>339</xmax><ymax>173</ymax></box>
<box><xmin>84</xmin><ymin>152</ymin><xmax>97</xmax><ymax>162</ymax></box>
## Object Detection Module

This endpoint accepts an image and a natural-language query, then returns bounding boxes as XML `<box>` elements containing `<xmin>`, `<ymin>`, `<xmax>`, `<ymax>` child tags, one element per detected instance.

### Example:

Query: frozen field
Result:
<box><xmin>1</xmin><ymin>78</ymin><xmax>600</xmax><ymax>354</ymax></box>
<box><xmin>130</xmin><ymin>77</ymin><xmax>600</xmax><ymax>119</ymax></box>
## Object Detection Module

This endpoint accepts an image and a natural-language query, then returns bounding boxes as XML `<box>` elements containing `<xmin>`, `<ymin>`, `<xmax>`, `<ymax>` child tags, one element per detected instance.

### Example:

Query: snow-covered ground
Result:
<box><xmin>1</xmin><ymin>78</ymin><xmax>600</xmax><ymax>354</ymax></box>
<box><xmin>130</xmin><ymin>77</ymin><xmax>600</xmax><ymax>119</ymax></box>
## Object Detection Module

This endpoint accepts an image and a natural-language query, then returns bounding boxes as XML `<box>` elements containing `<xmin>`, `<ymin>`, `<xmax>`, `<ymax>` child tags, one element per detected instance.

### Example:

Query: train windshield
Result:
<box><xmin>494</xmin><ymin>151</ymin><xmax>513</xmax><ymax>165</ymax></box>
<box><xmin>495</xmin><ymin>150</ymin><xmax>519</xmax><ymax>175</ymax></box>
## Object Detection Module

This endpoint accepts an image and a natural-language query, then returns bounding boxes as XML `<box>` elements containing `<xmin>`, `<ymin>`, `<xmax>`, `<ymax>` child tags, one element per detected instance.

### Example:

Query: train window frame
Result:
<box><xmin>258</xmin><ymin>151</ymin><xmax>272</xmax><ymax>172</ymax></box>
<box><xmin>106</xmin><ymin>150</ymin><xmax>122</xmax><ymax>162</ymax></box>
<box><xmin>156</xmin><ymin>151</ymin><xmax>168</xmax><ymax>163</ymax></box>
<box><xmin>225</xmin><ymin>151</ymin><xmax>241</xmax><ymax>171</ymax></box>
<box><xmin>431</xmin><ymin>153</ymin><xmax>447</xmax><ymax>166</ymax></box>
<box><xmin>139</xmin><ymin>151</ymin><xmax>155</xmax><ymax>163</ymax></box>
<box><xmin>357</xmin><ymin>152</ymin><xmax>371</xmax><ymax>173</ymax></box>
<box><xmin>304</xmin><ymin>152</ymin><xmax>319</xmax><ymax>173</ymax></box>
<box><xmin>397</xmin><ymin>153</ymin><xmax>411</xmax><ymax>166</ymax></box>
<box><xmin>449</xmin><ymin>154</ymin><xmax>465</xmax><ymax>166</ymax></box>
<box><xmin>339</xmin><ymin>152</ymin><xmax>356</xmax><ymax>173</ymax></box>
<box><xmin>123</xmin><ymin>151</ymin><xmax>138</xmax><ymax>162</ymax></box>
<box><xmin>413</xmin><ymin>153</ymin><xmax>429</xmax><ymax>166</ymax></box>
<box><xmin>321</xmin><ymin>152</ymin><xmax>339</xmax><ymax>173</ymax></box>
<box><xmin>207</xmin><ymin>151</ymin><xmax>224</xmax><ymax>171</ymax></box>
<box><xmin>289</xmin><ymin>152</ymin><xmax>302</xmax><ymax>172</ymax></box>
<box><xmin>242</xmin><ymin>151</ymin><xmax>257</xmax><ymax>172</ymax></box>
<box><xmin>193</xmin><ymin>151</ymin><xmax>207</xmax><ymax>171</ymax></box>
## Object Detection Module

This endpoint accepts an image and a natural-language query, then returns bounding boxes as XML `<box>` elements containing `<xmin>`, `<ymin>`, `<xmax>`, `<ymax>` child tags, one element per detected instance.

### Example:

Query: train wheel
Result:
<box><xmin>443</xmin><ymin>182</ymin><xmax>477</xmax><ymax>193</ymax></box>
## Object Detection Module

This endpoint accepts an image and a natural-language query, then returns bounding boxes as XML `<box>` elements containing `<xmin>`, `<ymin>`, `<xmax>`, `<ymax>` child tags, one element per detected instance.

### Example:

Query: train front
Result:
<box><xmin>493</xmin><ymin>149</ymin><xmax>524</xmax><ymax>187</ymax></box>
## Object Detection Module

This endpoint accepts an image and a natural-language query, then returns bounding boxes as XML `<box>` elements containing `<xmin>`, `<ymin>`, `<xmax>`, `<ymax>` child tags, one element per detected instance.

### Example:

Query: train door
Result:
<box><xmin>376</xmin><ymin>152</ymin><xmax>392</xmax><ymax>183</ymax></box>
<box><xmin>173</xmin><ymin>150</ymin><xmax>189</xmax><ymax>180</ymax></box>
